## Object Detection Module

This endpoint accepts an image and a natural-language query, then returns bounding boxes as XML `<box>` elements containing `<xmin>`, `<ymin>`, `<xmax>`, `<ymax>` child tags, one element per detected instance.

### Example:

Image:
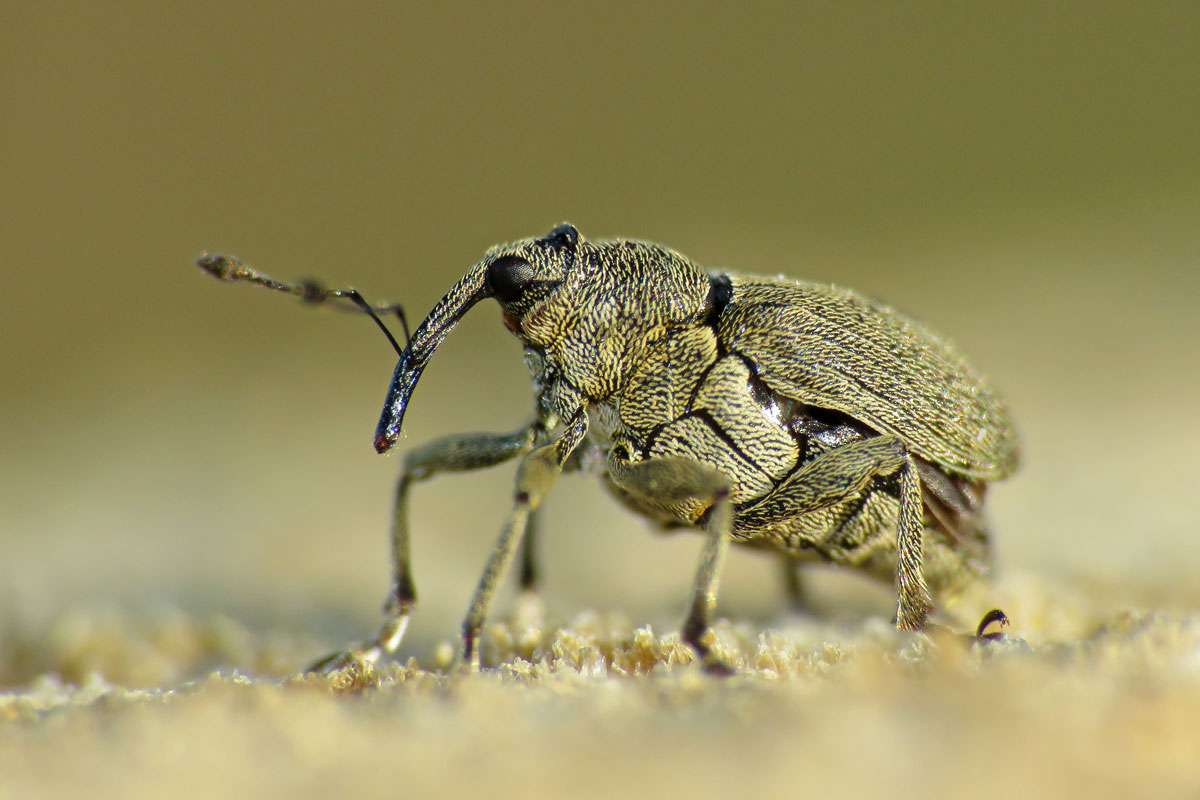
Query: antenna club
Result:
<box><xmin>195</xmin><ymin>252</ymin><xmax>245</xmax><ymax>282</ymax></box>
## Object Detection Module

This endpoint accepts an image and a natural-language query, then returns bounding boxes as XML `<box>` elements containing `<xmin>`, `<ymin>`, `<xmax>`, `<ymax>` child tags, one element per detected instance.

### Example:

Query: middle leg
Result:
<box><xmin>607</xmin><ymin>454</ymin><xmax>735</xmax><ymax>673</ymax></box>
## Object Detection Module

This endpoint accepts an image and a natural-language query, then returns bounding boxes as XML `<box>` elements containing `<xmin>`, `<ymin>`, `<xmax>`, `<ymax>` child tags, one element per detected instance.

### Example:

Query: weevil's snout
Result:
<box><xmin>374</xmin><ymin>350</ymin><xmax>418</xmax><ymax>453</ymax></box>
<box><xmin>373</xmin><ymin>223</ymin><xmax>580</xmax><ymax>453</ymax></box>
<box><xmin>373</xmin><ymin>263</ymin><xmax>491</xmax><ymax>453</ymax></box>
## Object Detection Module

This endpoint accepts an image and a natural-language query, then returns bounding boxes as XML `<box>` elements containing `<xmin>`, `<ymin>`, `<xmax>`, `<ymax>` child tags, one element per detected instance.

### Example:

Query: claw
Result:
<box><xmin>306</xmin><ymin>612</ymin><xmax>412</xmax><ymax>676</ymax></box>
<box><xmin>975</xmin><ymin>608</ymin><xmax>1010</xmax><ymax>642</ymax></box>
<box><xmin>305</xmin><ymin>644</ymin><xmax>382</xmax><ymax>676</ymax></box>
<box><xmin>684</xmin><ymin>630</ymin><xmax>736</xmax><ymax>676</ymax></box>
<box><xmin>377</xmin><ymin>614</ymin><xmax>411</xmax><ymax>654</ymax></box>
<box><xmin>701</xmin><ymin>658</ymin><xmax>737</xmax><ymax>677</ymax></box>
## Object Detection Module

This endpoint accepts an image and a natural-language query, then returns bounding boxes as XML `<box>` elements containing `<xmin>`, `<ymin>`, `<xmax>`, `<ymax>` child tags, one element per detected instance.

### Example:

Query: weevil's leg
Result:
<box><xmin>975</xmin><ymin>608</ymin><xmax>1010</xmax><ymax>642</ymax></box>
<box><xmin>459</xmin><ymin>411</ymin><xmax>589</xmax><ymax>669</ymax></box>
<box><xmin>607</xmin><ymin>455</ymin><xmax>734</xmax><ymax>674</ymax></box>
<box><xmin>385</xmin><ymin>427</ymin><xmax>541</xmax><ymax>624</ymax></box>
<box><xmin>507</xmin><ymin>506</ymin><xmax>547</xmax><ymax>631</ymax></box>
<box><xmin>306</xmin><ymin>426</ymin><xmax>537</xmax><ymax>673</ymax></box>
<box><xmin>739</xmin><ymin>435</ymin><xmax>933</xmax><ymax>631</ymax></box>
<box><xmin>894</xmin><ymin>453</ymin><xmax>932</xmax><ymax>631</ymax></box>
<box><xmin>778</xmin><ymin>557</ymin><xmax>812</xmax><ymax>614</ymax></box>
<box><xmin>684</xmin><ymin>493</ymin><xmax>735</xmax><ymax>675</ymax></box>
<box><xmin>517</xmin><ymin>508</ymin><xmax>541</xmax><ymax>593</ymax></box>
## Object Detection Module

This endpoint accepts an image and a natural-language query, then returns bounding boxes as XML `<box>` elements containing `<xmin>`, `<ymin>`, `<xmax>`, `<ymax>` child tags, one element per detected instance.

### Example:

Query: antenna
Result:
<box><xmin>196</xmin><ymin>252</ymin><xmax>410</xmax><ymax>356</ymax></box>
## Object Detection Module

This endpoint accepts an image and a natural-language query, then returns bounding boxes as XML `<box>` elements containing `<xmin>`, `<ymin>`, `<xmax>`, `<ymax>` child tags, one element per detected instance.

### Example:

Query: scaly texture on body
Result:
<box><xmin>198</xmin><ymin>222</ymin><xmax>1019</xmax><ymax>671</ymax></box>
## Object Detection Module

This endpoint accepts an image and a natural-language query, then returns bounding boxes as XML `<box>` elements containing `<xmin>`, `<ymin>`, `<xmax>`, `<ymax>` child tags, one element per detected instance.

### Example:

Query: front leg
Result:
<box><xmin>308</xmin><ymin>425</ymin><xmax>537</xmax><ymax>673</ymax></box>
<box><xmin>459</xmin><ymin>410</ymin><xmax>590</xmax><ymax>669</ymax></box>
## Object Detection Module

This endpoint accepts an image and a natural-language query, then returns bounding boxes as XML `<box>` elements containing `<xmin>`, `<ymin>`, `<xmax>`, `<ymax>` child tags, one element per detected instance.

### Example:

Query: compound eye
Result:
<box><xmin>487</xmin><ymin>255</ymin><xmax>535</xmax><ymax>304</ymax></box>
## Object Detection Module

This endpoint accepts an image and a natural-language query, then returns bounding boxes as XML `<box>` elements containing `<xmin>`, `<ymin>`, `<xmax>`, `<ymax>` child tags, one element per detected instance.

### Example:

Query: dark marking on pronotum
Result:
<box><xmin>703</xmin><ymin>273</ymin><xmax>733</xmax><ymax>330</ymax></box>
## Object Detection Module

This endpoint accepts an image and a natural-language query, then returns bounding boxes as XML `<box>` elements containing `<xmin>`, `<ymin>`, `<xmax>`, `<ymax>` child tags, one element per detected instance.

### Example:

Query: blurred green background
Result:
<box><xmin>3</xmin><ymin>1</ymin><xmax>1199</xmax><ymax>665</ymax></box>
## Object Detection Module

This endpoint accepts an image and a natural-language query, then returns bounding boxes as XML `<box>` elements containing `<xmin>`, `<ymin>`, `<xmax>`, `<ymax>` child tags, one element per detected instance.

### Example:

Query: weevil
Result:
<box><xmin>197</xmin><ymin>222</ymin><xmax>1018</xmax><ymax>673</ymax></box>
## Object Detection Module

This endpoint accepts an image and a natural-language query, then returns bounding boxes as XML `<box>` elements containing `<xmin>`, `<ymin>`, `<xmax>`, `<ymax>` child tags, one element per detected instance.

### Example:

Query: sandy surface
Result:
<box><xmin>5</xmin><ymin>573</ymin><xmax>1200</xmax><ymax>800</ymax></box>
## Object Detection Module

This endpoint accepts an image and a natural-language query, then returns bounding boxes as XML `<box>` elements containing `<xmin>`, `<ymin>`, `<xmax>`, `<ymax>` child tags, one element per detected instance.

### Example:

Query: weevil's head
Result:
<box><xmin>374</xmin><ymin>222</ymin><xmax>709</xmax><ymax>453</ymax></box>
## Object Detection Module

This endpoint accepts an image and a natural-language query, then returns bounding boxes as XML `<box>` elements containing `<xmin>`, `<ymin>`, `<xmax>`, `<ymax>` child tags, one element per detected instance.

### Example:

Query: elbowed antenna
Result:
<box><xmin>195</xmin><ymin>250</ymin><xmax>490</xmax><ymax>456</ymax></box>
<box><xmin>194</xmin><ymin>252</ymin><xmax>412</xmax><ymax>355</ymax></box>
<box><xmin>374</xmin><ymin>262</ymin><xmax>491</xmax><ymax>453</ymax></box>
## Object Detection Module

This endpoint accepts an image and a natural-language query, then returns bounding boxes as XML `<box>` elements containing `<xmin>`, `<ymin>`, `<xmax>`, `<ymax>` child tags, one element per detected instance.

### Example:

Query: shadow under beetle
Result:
<box><xmin>197</xmin><ymin>222</ymin><xmax>1019</xmax><ymax>673</ymax></box>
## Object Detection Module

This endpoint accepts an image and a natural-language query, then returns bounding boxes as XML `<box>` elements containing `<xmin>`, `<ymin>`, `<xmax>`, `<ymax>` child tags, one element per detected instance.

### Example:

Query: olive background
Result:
<box><xmin>4</xmin><ymin>2</ymin><xmax>1200</xmax><ymax>668</ymax></box>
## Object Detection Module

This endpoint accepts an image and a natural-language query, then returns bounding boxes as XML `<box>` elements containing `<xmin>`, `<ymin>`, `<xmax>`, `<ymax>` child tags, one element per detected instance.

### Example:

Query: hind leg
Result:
<box><xmin>738</xmin><ymin>435</ymin><xmax>932</xmax><ymax>631</ymax></box>
<box><xmin>778</xmin><ymin>557</ymin><xmax>815</xmax><ymax>614</ymax></box>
